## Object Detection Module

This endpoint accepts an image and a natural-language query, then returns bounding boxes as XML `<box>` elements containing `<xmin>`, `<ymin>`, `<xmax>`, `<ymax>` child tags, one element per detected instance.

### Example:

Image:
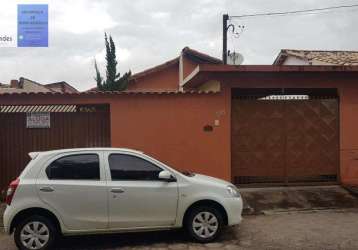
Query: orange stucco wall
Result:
<box><xmin>339</xmin><ymin>86</ymin><xmax>358</xmax><ymax>186</ymax></box>
<box><xmin>0</xmin><ymin>92</ymin><xmax>231</xmax><ymax>181</ymax></box>
<box><xmin>127</xmin><ymin>55</ymin><xmax>199</xmax><ymax>92</ymax></box>
<box><xmin>182</xmin><ymin>56</ymin><xmax>199</xmax><ymax>80</ymax></box>
<box><xmin>2</xmin><ymin>71</ymin><xmax>358</xmax><ymax>185</ymax></box>
<box><xmin>128</xmin><ymin>63</ymin><xmax>180</xmax><ymax>91</ymax></box>
<box><xmin>109</xmin><ymin>93</ymin><xmax>230</xmax><ymax>180</ymax></box>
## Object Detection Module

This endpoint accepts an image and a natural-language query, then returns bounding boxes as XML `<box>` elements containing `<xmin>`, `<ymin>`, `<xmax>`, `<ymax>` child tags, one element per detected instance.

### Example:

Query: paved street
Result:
<box><xmin>2</xmin><ymin>209</ymin><xmax>358</xmax><ymax>250</ymax></box>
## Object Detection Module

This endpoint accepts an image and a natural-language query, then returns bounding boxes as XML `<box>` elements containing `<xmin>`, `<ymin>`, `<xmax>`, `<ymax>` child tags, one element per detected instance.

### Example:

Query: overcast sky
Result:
<box><xmin>1</xmin><ymin>0</ymin><xmax>358</xmax><ymax>91</ymax></box>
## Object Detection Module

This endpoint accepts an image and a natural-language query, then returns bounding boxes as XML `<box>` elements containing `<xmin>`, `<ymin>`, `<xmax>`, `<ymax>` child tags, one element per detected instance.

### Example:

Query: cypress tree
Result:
<box><xmin>94</xmin><ymin>33</ymin><xmax>131</xmax><ymax>91</ymax></box>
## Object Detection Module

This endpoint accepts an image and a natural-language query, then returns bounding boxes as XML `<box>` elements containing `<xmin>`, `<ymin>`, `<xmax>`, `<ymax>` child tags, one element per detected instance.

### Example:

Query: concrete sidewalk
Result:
<box><xmin>240</xmin><ymin>185</ymin><xmax>358</xmax><ymax>215</ymax></box>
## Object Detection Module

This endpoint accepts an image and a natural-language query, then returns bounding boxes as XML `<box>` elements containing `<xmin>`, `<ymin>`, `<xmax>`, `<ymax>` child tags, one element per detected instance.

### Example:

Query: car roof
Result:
<box><xmin>30</xmin><ymin>148</ymin><xmax>144</xmax><ymax>158</ymax></box>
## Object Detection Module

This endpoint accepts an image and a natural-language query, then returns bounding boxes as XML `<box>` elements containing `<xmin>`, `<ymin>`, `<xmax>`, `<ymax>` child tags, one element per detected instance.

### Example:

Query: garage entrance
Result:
<box><xmin>231</xmin><ymin>89</ymin><xmax>339</xmax><ymax>186</ymax></box>
<box><xmin>0</xmin><ymin>104</ymin><xmax>110</xmax><ymax>191</ymax></box>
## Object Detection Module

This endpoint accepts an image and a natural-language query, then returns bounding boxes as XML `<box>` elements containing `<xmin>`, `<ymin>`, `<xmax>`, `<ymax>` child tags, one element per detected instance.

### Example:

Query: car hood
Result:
<box><xmin>189</xmin><ymin>173</ymin><xmax>232</xmax><ymax>186</ymax></box>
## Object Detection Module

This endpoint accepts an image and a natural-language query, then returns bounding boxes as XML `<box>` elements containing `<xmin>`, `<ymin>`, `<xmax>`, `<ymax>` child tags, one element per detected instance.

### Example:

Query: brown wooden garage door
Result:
<box><xmin>232</xmin><ymin>95</ymin><xmax>339</xmax><ymax>185</ymax></box>
<box><xmin>0</xmin><ymin>104</ymin><xmax>110</xmax><ymax>192</ymax></box>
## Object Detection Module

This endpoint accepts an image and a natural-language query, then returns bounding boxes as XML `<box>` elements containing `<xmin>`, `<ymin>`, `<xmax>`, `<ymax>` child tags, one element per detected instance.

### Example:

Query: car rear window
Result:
<box><xmin>46</xmin><ymin>154</ymin><xmax>100</xmax><ymax>180</ymax></box>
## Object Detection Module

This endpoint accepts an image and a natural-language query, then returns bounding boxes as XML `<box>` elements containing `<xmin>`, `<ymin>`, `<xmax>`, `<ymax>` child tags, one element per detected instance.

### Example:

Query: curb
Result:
<box><xmin>343</xmin><ymin>185</ymin><xmax>358</xmax><ymax>197</ymax></box>
<box><xmin>261</xmin><ymin>207</ymin><xmax>358</xmax><ymax>215</ymax></box>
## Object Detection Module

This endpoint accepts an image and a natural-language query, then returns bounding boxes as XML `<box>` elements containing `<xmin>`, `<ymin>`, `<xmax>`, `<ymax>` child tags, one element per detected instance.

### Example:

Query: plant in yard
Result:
<box><xmin>94</xmin><ymin>33</ymin><xmax>131</xmax><ymax>91</ymax></box>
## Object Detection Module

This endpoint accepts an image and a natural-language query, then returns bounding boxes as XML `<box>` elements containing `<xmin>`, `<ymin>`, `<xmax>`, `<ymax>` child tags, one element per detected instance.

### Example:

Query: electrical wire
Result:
<box><xmin>230</xmin><ymin>3</ymin><xmax>358</xmax><ymax>19</ymax></box>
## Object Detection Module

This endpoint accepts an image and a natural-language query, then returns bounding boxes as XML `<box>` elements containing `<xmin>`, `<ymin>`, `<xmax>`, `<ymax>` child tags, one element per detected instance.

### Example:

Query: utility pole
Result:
<box><xmin>222</xmin><ymin>14</ymin><xmax>229</xmax><ymax>64</ymax></box>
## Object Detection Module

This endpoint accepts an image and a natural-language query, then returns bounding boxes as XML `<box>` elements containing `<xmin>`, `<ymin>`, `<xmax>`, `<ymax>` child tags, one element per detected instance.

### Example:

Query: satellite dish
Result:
<box><xmin>227</xmin><ymin>51</ymin><xmax>244</xmax><ymax>65</ymax></box>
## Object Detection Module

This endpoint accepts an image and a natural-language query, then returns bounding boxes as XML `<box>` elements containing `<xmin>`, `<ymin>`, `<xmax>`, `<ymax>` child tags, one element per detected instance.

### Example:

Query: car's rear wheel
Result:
<box><xmin>185</xmin><ymin>206</ymin><xmax>224</xmax><ymax>243</ymax></box>
<box><xmin>14</xmin><ymin>215</ymin><xmax>57</xmax><ymax>250</ymax></box>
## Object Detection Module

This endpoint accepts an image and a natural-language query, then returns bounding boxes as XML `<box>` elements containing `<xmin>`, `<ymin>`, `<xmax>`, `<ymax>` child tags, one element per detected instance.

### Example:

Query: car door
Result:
<box><xmin>105</xmin><ymin>152</ymin><xmax>179</xmax><ymax>229</ymax></box>
<box><xmin>36</xmin><ymin>151</ymin><xmax>108</xmax><ymax>231</ymax></box>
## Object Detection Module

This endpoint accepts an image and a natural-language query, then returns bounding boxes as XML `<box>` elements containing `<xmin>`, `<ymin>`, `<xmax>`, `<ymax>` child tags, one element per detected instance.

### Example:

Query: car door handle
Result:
<box><xmin>111</xmin><ymin>188</ymin><xmax>125</xmax><ymax>194</ymax></box>
<box><xmin>39</xmin><ymin>186</ymin><xmax>54</xmax><ymax>192</ymax></box>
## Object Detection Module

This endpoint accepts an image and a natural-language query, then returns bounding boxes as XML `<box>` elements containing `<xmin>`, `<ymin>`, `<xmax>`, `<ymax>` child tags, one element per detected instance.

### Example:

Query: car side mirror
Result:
<box><xmin>159</xmin><ymin>170</ymin><xmax>176</xmax><ymax>182</ymax></box>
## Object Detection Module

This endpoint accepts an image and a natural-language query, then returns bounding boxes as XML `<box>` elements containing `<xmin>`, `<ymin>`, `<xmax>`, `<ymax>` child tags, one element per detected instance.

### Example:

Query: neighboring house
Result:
<box><xmin>45</xmin><ymin>81</ymin><xmax>79</xmax><ymax>93</ymax></box>
<box><xmin>0</xmin><ymin>77</ymin><xmax>78</xmax><ymax>94</ymax></box>
<box><xmin>273</xmin><ymin>49</ymin><xmax>358</xmax><ymax>65</ymax></box>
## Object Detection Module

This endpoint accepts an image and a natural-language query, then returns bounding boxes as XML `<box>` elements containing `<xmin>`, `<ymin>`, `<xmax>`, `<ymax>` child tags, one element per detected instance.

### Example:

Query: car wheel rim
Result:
<box><xmin>20</xmin><ymin>221</ymin><xmax>50</xmax><ymax>250</ymax></box>
<box><xmin>192</xmin><ymin>211</ymin><xmax>218</xmax><ymax>239</ymax></box>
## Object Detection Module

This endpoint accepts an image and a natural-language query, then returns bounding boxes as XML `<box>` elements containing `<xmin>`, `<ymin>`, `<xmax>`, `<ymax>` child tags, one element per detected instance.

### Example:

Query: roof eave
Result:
<box><xmin>273</xmin><ymin>50</ymin><xmax>289</xmax><ymax>65</ymax></box>
<box><xmin>182</xmin><ymin>47</ymin><xmax>222</xmax><ymax>64</ymax></box>
<box><xmin>183</xmin><ymin>64</ymin><xmax>358</xmax><ymax>88</ymax></box>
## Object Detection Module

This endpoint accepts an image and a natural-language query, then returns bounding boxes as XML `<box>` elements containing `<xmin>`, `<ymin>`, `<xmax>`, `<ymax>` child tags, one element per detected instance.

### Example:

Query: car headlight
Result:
<box><xmin>227</xmin><ymin>185</ymin><xmax>241</xmax><ymax>198</ymax></box>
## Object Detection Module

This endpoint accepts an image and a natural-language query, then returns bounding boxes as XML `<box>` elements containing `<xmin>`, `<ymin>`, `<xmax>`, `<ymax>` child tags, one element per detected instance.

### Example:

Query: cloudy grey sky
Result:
<box><xmin>1</xmin><ymin>0</ymin><xmax>358</xmax><ymax>91</ymax></box>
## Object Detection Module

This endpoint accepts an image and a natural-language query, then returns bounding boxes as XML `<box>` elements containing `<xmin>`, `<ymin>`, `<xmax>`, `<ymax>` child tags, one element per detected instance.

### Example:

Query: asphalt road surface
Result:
<box><xmin>1</xmin><ymin>209</ymin><xmax>358</xmax><ymax>250</ymax></box>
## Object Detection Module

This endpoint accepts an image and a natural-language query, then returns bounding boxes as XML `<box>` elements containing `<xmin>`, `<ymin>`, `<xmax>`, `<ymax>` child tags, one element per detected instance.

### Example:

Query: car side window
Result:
<box><xmin>46</xmin><ymin>154</ymin><xmax>100</xmax><ymax>180</ymax></box>
<box><xmin>108</xmin><ymin>154</ymin><xmax>162</xmax><ymax>181</ymax></box>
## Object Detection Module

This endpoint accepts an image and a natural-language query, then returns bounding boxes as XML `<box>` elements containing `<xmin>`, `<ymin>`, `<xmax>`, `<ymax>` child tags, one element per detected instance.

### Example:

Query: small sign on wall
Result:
<box><xmin>26</xmin><ymin>112</ymin><xmax>50</xmax><ymax>128</ymax></box>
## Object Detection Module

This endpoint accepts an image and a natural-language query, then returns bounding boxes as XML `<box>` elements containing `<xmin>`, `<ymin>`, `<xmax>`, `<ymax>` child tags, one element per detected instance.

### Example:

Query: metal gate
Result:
<box><xmin>232</xmin><ymin>91</ymin><xmax>339</xmax><ymax>185</ymax></box>
<box><xmin>0</xmin><ymin>104</ymin><xmax>110</xmax><ymax>192</ymax></box>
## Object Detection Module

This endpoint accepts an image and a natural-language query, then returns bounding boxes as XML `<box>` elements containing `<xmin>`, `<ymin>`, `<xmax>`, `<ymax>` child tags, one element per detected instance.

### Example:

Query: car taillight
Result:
<box><xmin>6</xmin><ymin>178</ymin><xmax>19</xmax><ymax>206</ymax></box>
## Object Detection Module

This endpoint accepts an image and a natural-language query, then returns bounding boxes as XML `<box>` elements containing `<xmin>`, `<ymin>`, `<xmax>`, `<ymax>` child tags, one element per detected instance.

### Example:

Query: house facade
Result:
<box><xmin>1</xmin><ymin>48</ymin><xmax>358</xmax><ymax>191</ymax></box>
<box><xmin>0</xmin><ymin>77</ymin><xmax>78</xmax><ymax>94</ymax></box>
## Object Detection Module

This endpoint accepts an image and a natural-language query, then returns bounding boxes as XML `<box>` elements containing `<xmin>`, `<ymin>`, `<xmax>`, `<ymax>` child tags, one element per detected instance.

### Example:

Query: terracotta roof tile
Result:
<box><xmin>0</xmin><ymin>90</ymin><xmax>218</xmax><ymax>96</ymax></box>
<box><xmin>274</xmin><ymin>49</ymin><xmax>358</xmax><ymax>65</ymax></box>
<box><xmin>182</xmin><ymin>47</ymin><xmax>222</xmax><ymax>64</ymax></box>
<box><xmin>45</xmin><ymin>81</ymin><xmax>79</xmax><ymax>93</ymax></box>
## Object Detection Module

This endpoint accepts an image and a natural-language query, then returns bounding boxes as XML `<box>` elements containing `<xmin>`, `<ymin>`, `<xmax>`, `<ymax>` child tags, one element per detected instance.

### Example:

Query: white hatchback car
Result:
<box><xmin>3</xmin><ymin>148</ymin><xmax>243</xmax><ymax>250</ymax></box>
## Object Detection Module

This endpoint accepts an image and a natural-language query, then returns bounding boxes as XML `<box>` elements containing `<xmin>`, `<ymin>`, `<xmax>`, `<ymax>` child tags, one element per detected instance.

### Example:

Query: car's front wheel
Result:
<box><xmin>185</xmin><ymin>206</ymin><xmax>224</xmax><ymax>243</ymax></box>
<box><xmin>14</xmin><ymin>215</ymin><xmax>57</xmax><ymax>250</ymax></box>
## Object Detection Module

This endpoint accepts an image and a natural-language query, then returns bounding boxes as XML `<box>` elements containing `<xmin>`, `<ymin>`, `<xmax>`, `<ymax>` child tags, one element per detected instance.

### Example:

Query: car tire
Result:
<box><xmin>185</xmin><ymin>205</ymin><xmax>224</xmax><ymax>243</ymax></box>
<box><xmin>14</xmin><ymin>215</ymin><xmax>57</xmax><ymax>250</ymax></box>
